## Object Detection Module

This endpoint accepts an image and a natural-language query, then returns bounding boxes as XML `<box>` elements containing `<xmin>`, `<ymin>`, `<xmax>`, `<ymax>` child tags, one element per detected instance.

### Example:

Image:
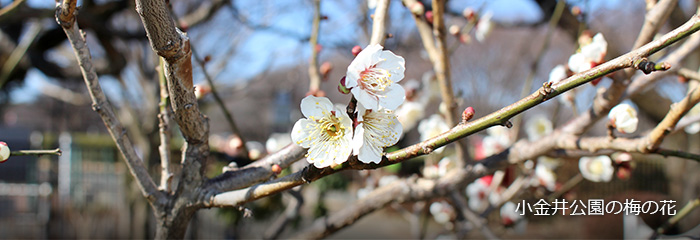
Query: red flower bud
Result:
<box><xmin>351</xmin><ymin>45</ymin><xmax>362</xmax><ymax>56</ymax></box>
<box><xmin>462</xmin><ymin>107</ymin><xmax>475</xmax><ymax>122</ymax></box>
<box><xmin>271</xmin><ymin>164</ymin><xmax>282</xmax><ymax>174</ymax></box>
<box><xmin>338</xmin><ymin>76</ymin><xmax>351</xmax><ymax>94</ymax></box>
<box><xmin>320</xmin><ymin>62</ymin><xmax>333</xmax><ymax>80</ymax></box>
<box><xmin>425</xmin><ymin>11</ymin><xmax>434</xmax><ymax>24</ymax></box>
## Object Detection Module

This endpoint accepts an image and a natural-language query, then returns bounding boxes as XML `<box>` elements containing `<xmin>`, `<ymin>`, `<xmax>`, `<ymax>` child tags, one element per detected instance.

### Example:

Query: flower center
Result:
<box><xmin>317</xmin><ymin>112</ymin><xmax>345</xmax><ymax>141</ymax></box>
<box><xmin>359</xmin><ymin>67</ymin><xmax>392</xmax><ymax>93</ymax></box>
<box><xmin>589</xmin><ymin>160</ymin><xmax>603</xmax><ymax>175</ymax></box>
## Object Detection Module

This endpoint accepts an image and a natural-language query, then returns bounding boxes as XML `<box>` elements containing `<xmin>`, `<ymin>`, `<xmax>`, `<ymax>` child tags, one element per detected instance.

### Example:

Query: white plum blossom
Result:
<box><xmin>534</xmin><ymin>163</ymin><xmax>557</xmax><ymax>191</ymax></box>
<box><xmin>568</xmin><ymin>33</ymin><xmax>608</xmax><ymax>73</ymax></box>
<box><xmin>265</xmin><ymin>133</ymin><xmax>292</xmax><ymax>153</ymax></box>
<box><xmin>548</xmin><ymin>64</ymin><xmax>568</xmax><ymax>84</ymax></box>
<box><xmin>292</xmin><ymin>96</ymin><xmax>353</xmax><ymax>168</ymax></box>
<box><xmin>579</xmin><ymin>155</ymin><xmax>614</xmax><ymax>182</ymax></box>
<box><xmin>0</xmin><ymin>141</ymin><xmax>10</xmax><ymax>163</ymax></box>
<box><xmin>475</xmin><ymin>12</ymin><xmax>494</xmax><ymax>42</ymax></box>
<box><xmin>608</xmin><ymin>103</ymin><xmax>639</xmax><ymax>134</ymax></box>
<box><xmin>430</xmin><ymin>201</ymin><xmax>455</xmax><ymax>224</ymax></box>
<box><xmin>378</xmin><ymin>175</ymin><xmax>399</xmax><ymax>187</ymax></box>
<box><xmin>346</xmin><ymin>44</ymin><xmax>406</xmax><ymax>110</ymax></box>
<box><xmin>481</xmin><ymin>136</ymin><xmax>505</xmax><ymax>158</ymax></box>
<box><xmin>537</xmin><ymin>156</ymin><xmax>561</xmax><ymax>170</ymax></box>
<box><xmin>531</xmin><ymin>157</ymin><xmax>560</xmax><ymax>192</ymax></box>
<box><xmin>486</xmin><ymin>126</ymin><xmax>512</xmax><ymax>147</ymax></box>
<box><xmin>466</xmin><ymin>176</ymin><xmax>501</xmax><ymax>211</ymax></box>
<box><xmin>394</xmin><ymin>101</ymin><xmax>425</xmax><ymax>132</ymax></box>
<box><xmin>685</xmin><ymin>104</ymin><xmax>700</xmax><ymax>134</ymax></box>
<box><xmin>352</xmin><ymin>105</ymin><xmax>402</xmax><ymax>164</ymax></box>
<box><xmin>418</xmin><ymin>114</ymin><xmax>450</xmax><ymax>153</ymax></box>
<box><xmin>500</xmin><ymin>201</ymin><xmax>523</xmax><ymax>226</ymax></box>
<box><xmin>478</xmin><ymin>127</ymin><xmax>512</xmax><ymax>159</ymax></box>
<box><xmin>424</xmin><ymin>157</ymin><xmax>455</xmax><ymax>179</ymax></box>
<box><xmin>525</xmin><ymin>114</ymin><xmax>553</xmax><ymax>141</ymax></box>
<box><xmin>367</xmin><ymin>0</ymin><xmax>377</xmax><ymax>9</ymax></box>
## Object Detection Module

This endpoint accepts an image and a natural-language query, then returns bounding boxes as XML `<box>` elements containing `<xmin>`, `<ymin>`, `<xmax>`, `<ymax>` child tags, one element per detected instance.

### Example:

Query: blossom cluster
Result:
<box><xmin>292</xmin><ymin>44</ymin><xmax>405</xmax><ymax>168</ymax></box>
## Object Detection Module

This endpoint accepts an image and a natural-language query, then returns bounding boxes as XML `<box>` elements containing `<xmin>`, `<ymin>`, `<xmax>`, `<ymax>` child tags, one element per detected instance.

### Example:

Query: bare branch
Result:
<box><xmin>203</xmin><ymin>144</ymin><xmax>306</xmax><ymax>193</ymax></box>
<box><xmin>158</xmin><ymin>59</ymin><xmax>173</xmax><ymax>192</ymax></box>
<box><xmin>369</xmin><ymin>0</ymin><xmax>390</xmax><ymax>45</ymax></box>
<box><xmin>308</xmin><ymin>0</ymin><xmax>322</xmax><ymax>94</ymax></box>
<box><xmin>55</xmin><ymin>0</ymin><xmax>163</xmax><ymax>203</ymax></box>
<box><xmin>136</xmin><ymin>0</ymin><xmax>208</xmax><ymax>144</ymax></box>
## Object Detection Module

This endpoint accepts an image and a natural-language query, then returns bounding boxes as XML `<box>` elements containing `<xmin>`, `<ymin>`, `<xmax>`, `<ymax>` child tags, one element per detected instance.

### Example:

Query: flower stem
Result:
<box><xmin>10</xmin><ymin>148</ymin><xmax>62</xmax><ymax>156</ymax></box>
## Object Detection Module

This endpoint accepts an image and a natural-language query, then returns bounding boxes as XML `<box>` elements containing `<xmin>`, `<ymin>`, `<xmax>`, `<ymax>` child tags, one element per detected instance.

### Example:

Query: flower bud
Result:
<box><xmin>351</xmin><ymin>45</ymin><xmax>362</xmax><ymax>56</ymax></box>
<box><xmin>271</xmin><ymin>164</ymin><xmax>282</xmax><ymax>174</ymax></box>
<box><xmin>571</xmin><ymin>6</ymin><xmax>582</xmax><ymax>16</ymax></box>
<box><xmin>408</xmin><ymin>1</ymin><xmax>424</xmax><ymax>15</ymax></box>
<box><xmin>306</xmin><ymin>89</ymin><xmax>326</xmax><ymax>97</ymax></box>
<box><xmin>462</xmin><ymin>107</ymin><xmax>475</xmax><ymax>122</ymax></box>
<box><xmin>0</xmin><ymin>141</ymin><xmax>10</xmax><ymax>163</ymax></box>
<box><xmin>425</xmin><ymin>11</ymin><xmax>434</xmax><ymax>24</ymax></box>
<box><xmin>320</xmin><ymin>62</ymin><xmax>333</xmax><ymax>80</ymax></box>
<box><xmin>194</xmin><ymin>83</ymin><xmax>211</xmax><ymax>100</ymax></box>
<box><xmin>315</xmin><ymin>44</ymin><xmax>323</xmax><ymax>53</ymax></box>
<box><xmin>338</xmin><ymin>76</ymin><xmax>351</xmax><ymax>94</ymax></box>
<box><xmin>462</xmin><ymin>8</ymin><xmax>475</xmax><ymax>20</ymax></box>
<box><xmin>608</xmin><ymin>103</ymin><xmax>638</xmax><ymax>134</ymax></box>
<box><xmin>449</xmin><ymin>25</ymin><xmax>461</xmax><ymax>36</ymax></box>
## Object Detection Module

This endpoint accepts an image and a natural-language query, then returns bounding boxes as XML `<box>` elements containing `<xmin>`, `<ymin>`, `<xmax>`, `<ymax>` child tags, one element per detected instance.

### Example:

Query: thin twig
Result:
<box><xmin>0</xmin><ymin>20</ymin><xmax>40</xmax><ymax>88</ymax></box>
<box><xmin>263</xmin><ymin>189</ymin><xmax>304</xmax><ymax>239</ymax></box>
<box><xmin>369</xmin><ymin>0</ymin><xmax>390</xmax><ymax>45</ymax></box>
<box><xmin>449</xmin><ymin>192</ymin><xmax>500</xmax><ymax>239</ymax></box>
<box><xmin>191</xmin><ymin>47</ymin><xmax>249</xmax><ymax>158</ymax></box>
<box><xmin>158</xmin><ymin>58</ymin><xmax>173</xmax><ymax>192</ymax></box>
<box><xmin>307</xmin><ymin>0</ymin><xmax>321</xmax><ymax>94</ymax></box>
<box><xmin>653</xmin><ymin>197</ymin><xmax>700</xmax><ymax>237</ymax></box>
<box><xmin>427</xmin><ymin>0</ymin><xmax>470</xmax><ymax>166</ymax></box>
<box><xmin>0</xmin><ymin>0</ymin><xmax>27</xmax><ymax>22</ymax></box>
<box><xmin>655</xmin><ymin>148</ymin><xmax>700</xmax><ymax>162</ymax></box>
<box><xmin>10</xmin><ymin>148</ymin><xmax>62</xmax><ymax>156</ymax></box>
<box><xmin>645</xmin><ymin>80</ymin><xmax>700</xmax><ymax>151</ymax></box>
<box><xmin>548</xmin><ymin>173</ymin><xmax>583</xmax><ymax>202</ymax></box>
<box><xmin>677</xmin><ymin>67</ymin><xmax>700</xmax><ymax>81</ymax></box>
<box><xmin>56</xmin><ymin>0</ymin><xmax>163</xmax><ymax>203</ymax></box>
<box><xmin>510</xmin><ymin>0</ymin><xmax>566</xmax><ymax>142</ymax></box>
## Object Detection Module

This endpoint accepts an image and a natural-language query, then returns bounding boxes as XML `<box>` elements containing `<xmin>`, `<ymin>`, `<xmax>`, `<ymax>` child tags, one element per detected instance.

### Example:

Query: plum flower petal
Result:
<box><xmin>430</xmin><ymin>201</ymin><xmax>454</xmax><ymax>224</ymax></box>
<box><xmin>685</xmin><ymin>104</ymin><xmax>700</xmax><ymax>134</ymax></box>
<box><xmin>352</xmin><ymin>105</ymin><xmax>403</xmax><ymax>164</ymax></box>
<box><xmin>568</xmin><ymin>33</ymin><xmax>607</xmax><ymax>73</ymax></box>
<box><xmin>346</xmin><ymin>44</ymin><xmax>406</xmax><ymax>110</ymax></box>
<box><xmin>418</xmin><ymin>114</ymin><xmax>450</xmax><ymax>153</ymax></box>
<box><xmin>475</xmin><ymin>12</ymin><xmax>494</xmax><ymax>42</ymax></box>
<box><xmin>548</xmin><ymin>64</ymin><xmax>568</xmax><ymax>84</ymax></box>
<box><xmin>395</xmin><ymin>101</ymin><xmax>425</xmax><ymax>132</ymax></box>
<box><xmin>292</xmin><ymin>96</ymin><xmax>353</xmax><ymax>168</ymax></box>
<box><xmin>525</xmin><ymin>114</ymin><xmax>553</xmax><ymax>141</ymax></box>
<box><xmin>579</xmin><ymin>155</ymin><xmax>614</xmax><ymax>182</ymax></box>
<box><xmin>500</xmin><ymin>201</ymin><xmax>523</xmax><ymax>226</ymax></box>
<box><xmin>608</xmin><ymin>103</ymin><xmax>638</xmax><ymax>134</ymax></box>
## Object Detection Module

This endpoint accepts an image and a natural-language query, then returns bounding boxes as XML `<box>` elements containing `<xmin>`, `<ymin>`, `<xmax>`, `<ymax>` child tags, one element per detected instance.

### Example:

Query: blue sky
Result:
<box><xmin>5</xmin><ymin>0</ymin><xmax>690</xmax><ymax>104</ymax></box>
